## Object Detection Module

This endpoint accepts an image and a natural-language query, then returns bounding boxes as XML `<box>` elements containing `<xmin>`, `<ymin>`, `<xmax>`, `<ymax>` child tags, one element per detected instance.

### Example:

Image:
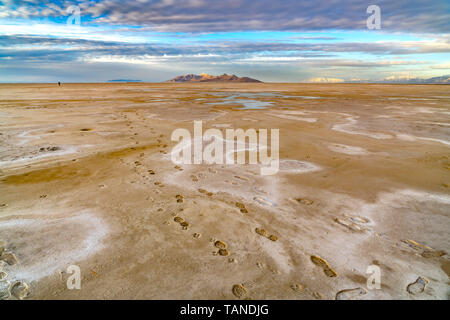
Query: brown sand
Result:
<box><xmin>0</xmin><ymin>83</ymin><xmax>449</xmax><ymax>299</ymax></box>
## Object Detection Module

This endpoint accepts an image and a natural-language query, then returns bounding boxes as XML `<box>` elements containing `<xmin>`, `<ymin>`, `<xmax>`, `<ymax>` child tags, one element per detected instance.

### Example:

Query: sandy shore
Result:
<box><xmin>0</xmin><ymin>83</ymin><xmax>449</xmax><ymax>299</ymax></box>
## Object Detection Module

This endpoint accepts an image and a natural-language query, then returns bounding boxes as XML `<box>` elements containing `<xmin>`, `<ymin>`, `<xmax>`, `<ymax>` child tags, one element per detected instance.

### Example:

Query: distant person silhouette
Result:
<box><xmin>58</xmin><ymin>82</ymin><xmax>61</xmax><ymax>86</ymax></box>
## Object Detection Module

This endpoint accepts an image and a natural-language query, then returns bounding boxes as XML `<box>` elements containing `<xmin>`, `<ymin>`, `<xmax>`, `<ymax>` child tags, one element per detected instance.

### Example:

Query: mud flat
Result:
<box><xmin>0</xmin><ymin>83</ymin><xmax>449</xmax><ymax>299</ymax></box>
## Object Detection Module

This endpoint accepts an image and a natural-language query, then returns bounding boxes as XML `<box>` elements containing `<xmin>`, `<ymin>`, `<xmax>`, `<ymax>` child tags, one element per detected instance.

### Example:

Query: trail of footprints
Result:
<box><xmin>71</xmin><ymin>121</ymin><xmax>445</xmax><ymax>299</ymax></box>
<box><xmin>4</xmin><ymin>99</ymin><xmax>445</xmax><ymax>300</ymax></box>
<box><xmin>163</xmin><ymin>191</ymin><xmax>379</xmax><ymax>300</ymax></box>
<box><xmin>72</xmin><ymin>147</ymin><xmax>450</xmax><ymax>299</ymax></box>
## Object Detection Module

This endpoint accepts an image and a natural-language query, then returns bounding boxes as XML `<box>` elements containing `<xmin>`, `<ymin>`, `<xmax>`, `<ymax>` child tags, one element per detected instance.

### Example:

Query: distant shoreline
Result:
<box><xmin>0</xmin><ymin>82</ymin><xmax>448</xmax><ymax>85</ymax></box>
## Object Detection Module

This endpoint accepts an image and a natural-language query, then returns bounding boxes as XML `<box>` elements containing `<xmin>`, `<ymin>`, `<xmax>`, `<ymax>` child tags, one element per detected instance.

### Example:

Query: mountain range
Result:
<box><xmin>166</xmin><ymin>73</ymin><xmax>262</xmax><ymax>83</ymax></box>
<box><xmin>381</xmin><ymin>75</ymin><xmax>449</xmax><ymax>84</ymax></box>
<box><xmin>347</xmin><ymin>75</ymin><xmax>450</xmax><ymax>84</ymax></box>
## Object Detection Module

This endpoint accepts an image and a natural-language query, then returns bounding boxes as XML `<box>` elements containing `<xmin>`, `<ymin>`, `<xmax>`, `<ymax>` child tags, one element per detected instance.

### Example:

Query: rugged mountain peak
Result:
<box><xmin>166</xmin><ymin>73</ymin><xmax>262</xmax><ymax>83</ymax></box>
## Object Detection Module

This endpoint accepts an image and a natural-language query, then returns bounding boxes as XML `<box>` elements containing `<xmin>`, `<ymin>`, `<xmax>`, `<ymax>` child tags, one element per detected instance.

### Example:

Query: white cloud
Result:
<box><xmin>305</xmin><ymin>77</ymin><xmax>345</xmax><ymax>83</ymax></box>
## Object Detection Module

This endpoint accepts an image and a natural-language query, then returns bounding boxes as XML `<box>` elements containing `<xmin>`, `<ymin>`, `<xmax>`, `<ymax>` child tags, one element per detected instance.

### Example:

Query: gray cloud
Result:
<box><xmin>1</xmin><ymin>1</ymin><xmax>448</xmax><ymax>82</ymax></box>
<box><xmin>1</xmin><ymin>34</ymin><xmax>448</xmax><ymax>65</ymax></box>
<box><xmin>1</xmin><ymin>0</ymin><xmax>449</xmax><ymax>33</ymax></box>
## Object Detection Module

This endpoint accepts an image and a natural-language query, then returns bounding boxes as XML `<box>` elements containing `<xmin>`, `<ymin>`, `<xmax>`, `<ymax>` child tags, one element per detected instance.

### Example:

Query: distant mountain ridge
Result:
<box><xmin>108</xmin><ymin>79</ymin><xmax>142</xmax><ymax>82</ymax></box>
<box><xmin>347</xmin><ymin>75</ymin><xmax>450</xmax><ymax>84</ymax></box>
<box><xmin>383</xmin><ymin>75</ymin><xmax>449</xmax><ymax>84</ymax></box>
<box><xmin>166</xmin><ymin>73</ymin><xmax>262</xmax><ymax>83</ymax></box>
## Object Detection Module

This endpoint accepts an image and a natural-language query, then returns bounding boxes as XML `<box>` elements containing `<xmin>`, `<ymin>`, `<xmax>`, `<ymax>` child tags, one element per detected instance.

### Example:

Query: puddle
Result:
<box><xmin>207</xmin><ymin>92</ymin><xmax>279</xmax><ymax>109</ymax></box>
<box><xmin>206</xmin><ymin>92</ymin><xmax>326</xmax><ymax>109</ymax></box>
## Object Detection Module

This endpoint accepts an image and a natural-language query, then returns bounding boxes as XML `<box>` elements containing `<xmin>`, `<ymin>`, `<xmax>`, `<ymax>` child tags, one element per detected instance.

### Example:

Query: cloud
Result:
<box><xmin>0</xmin><ymin>1</ymin><xmax>448</xmax><ymax>82</ymax></box>
<box><xmin>1</xmin><ymin>34</ymin><xmax>448</xmax><ymax>68</ymax></box>
<box><xmin>305</xmin><ymin>77</ymin><xmax>345</xmax><ymax>83</ymax></box>
<box><xmin>430</xmin><ymin>63</ymin><xmax>450</xmax><ymax>69</ymax></box>
<box><xmin>1</xmin><ymin>0</ymin><xmax>449</xmax><ymax>33</ymax></box>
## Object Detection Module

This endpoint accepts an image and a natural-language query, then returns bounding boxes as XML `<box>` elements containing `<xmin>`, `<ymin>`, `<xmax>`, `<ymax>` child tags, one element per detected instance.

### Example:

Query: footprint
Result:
<box><xmin>310</xmin><ymin>255</ymin><xmax>338</xmax><ymax>277</ymax></box>
<box><xmin>270</xmin><ymin>268</ymin><xmax>281</xmax><ymax>275</ymax></box>
<box><xmin>348</xmin><ymin>216</ymin><xmax>369</xmax><ymax>224</ymax></box>
<box><xmin>193</xmin><ymin>233</ymin><xmax>201</xmax><ymax>239</ymax></box>
<box><xmin>290</xmin><ymin>283</ymin><xmax>304</xmax><ymax>292</ymax></box>
<box><xmin>253</xmin><ymin>197</ymin><xmax>275</xmax><ymax>207</ymax></box>
<box><xmin>235</xmin><ymin>202</ymin><xmax>248</xmax><ymax>213</ymax></box>
<box><xmin>175</xmin><ymin>195</ymin><xmax>184</xmax><ymax>203</ymax></box>
<box><xmin>0</xmin><ymin>252</ymin><xmax>18</xmax><ymax>266</ymax></box>
<box><xmin>335</xmin><ymin>287</ymin><xmax>367</xmax><ymax>300</ymax></box>
<box><xmin>0</xmin><ymin>280</ymin><xmax>11</xmax><ymax>300</ymax></box>
<box><xmin>232</xmin><ymin>284</ymin><xmax>247</xmax><ymax>298</ymax></box>
<box><xmin>421</xmin><ymin>249</ymin><xmax>446</xmax><ymax>258</ymax></box>
<box><xmin>0</xmin><ymin>241</ymin><xmax>6</xmax><ymax>254</ymax></box>
<box><xmin>255</xmin><ymin>228</ymin><xmax>269</xmax><ymax>237</ymax></box>
<box><xmin>0</xmin><ymin>261</ymin><xmax>6</xmax><ymax>280</ymax></box>
<box><xmin>190</xmin><ymin>175</ymin><xmax>199</xmax><ymax>182</ymax></box>
<box><xmin>173</xmin><ymin>216</ymin><xmax>190</xmax><ymax>230</ymax></box>
<box><xmin>402</xmin><ymin>239</ymin><xmax>433</xmax><ymax>251</ymax></box>
<box><xmin>198</xmin><ymin>189</ymin><xmax>214</xmax><ymax>196</ymax></box>
<box><xmin>0</xmin><ymin>242</ymin><xmax>18</xmax><ymax>266</ymax></box>
<box><xmin>174</xmin><ymin>216</ymin><xmax>184</xmax><ymax>223</ymax></box>
<box><xmin>218</xmin><ymin>249</ymin><xmax>230</xmax><ymax>256</ymax></box>
<box><xmin>214</xmin><ymin>240</ymin><xmax>227</xmax><ymax>249</ymax></box>
<box><xmin>294</xmin><ymin>198</ymin><xmax>313</xmax><ymax>205</ymax></box>
<box><xmin>401</xmin><ymin>240</ymin><xmax>446</xmax><ymax>258</ymax></box>
<box><xmin>255</xmin><ymin>228</ymin><xmax>278</xmax><ymax>241</ymax></box>
<box><xmin>334</xmin><ymin>216</ymin><xmax>369</xmax><ymax>233</ymax></box>
<box><xmin>11</xmin><ymin>281</ymin><xmax>29</xmax><ymax>300</ymax></box>
<box><xmin>213</xmin><ymin>240</ymin><xmax>230</xmax><ymax>256</ymax></box>
<box><xmin>311</xmin><ymin>291</ymin><xmax>324</xmax><ymax>300</ymax></box>
<box><xmin>180</xmin><ymin>221</ymin><xmax>190</xmax><ymax>229</ymax></box>
<box><xmin>253</xmin><ymin>186</ymin><xmax>268</xmax><ymax>195</ymax></box>
<box><xmin>407</xmin><ymin>276</ymin><xmax>429</xmax><ymax>295</ymax></box>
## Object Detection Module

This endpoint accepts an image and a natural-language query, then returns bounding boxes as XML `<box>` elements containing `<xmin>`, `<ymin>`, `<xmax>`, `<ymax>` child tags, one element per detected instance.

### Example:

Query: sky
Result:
<box><xmin>0</xmin><ymin>0</ymin><xmax>449</xmax><ymax>83</ymax></box>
